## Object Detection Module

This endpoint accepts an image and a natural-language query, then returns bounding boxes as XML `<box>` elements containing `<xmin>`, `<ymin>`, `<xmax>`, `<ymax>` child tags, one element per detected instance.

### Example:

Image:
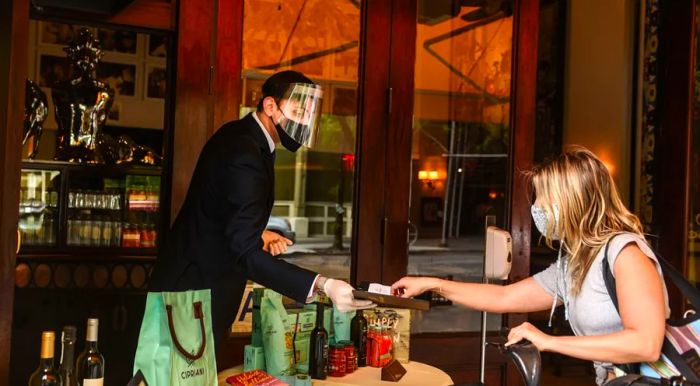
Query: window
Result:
<box><xmin>241</xmin><ymin>0</ymin><xmax>362</xmax><ymax>281</ymax></box>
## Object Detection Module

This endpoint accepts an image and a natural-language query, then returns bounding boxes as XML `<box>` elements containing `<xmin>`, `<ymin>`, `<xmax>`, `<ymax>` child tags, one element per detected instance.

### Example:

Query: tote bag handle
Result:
<box><xmin>166</xmin><ymin>301</ymin><xmax>206</xmax><ymax>361</ymax></box>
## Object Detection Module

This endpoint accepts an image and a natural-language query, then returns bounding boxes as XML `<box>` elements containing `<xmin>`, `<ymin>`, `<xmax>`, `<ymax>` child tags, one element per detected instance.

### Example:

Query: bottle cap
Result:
<box><xmin>86</xmin><ymin>318</ymin><xmax>99</xmax><ymax>342</ymax></box>
<box><xmin>40</xmin><ymin>331</ymin><xmax>55</xmax><ymax>358</ymax></box>
<box><xmin>62</xmin><ymin>325</ymin><xmax>77</xmax><ymax>342</ymax></box>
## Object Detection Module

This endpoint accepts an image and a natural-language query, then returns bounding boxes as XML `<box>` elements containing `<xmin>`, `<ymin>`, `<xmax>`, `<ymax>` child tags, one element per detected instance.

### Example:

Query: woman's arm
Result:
<box><xmin>391</xmin><ymin>276</ymin><xmax>557</xmax><ymax>314</ymax></box>
<box><xmin>507</xmin><ymin>244</ymin><xmax>666</xmax><ymax>363</ymax></box>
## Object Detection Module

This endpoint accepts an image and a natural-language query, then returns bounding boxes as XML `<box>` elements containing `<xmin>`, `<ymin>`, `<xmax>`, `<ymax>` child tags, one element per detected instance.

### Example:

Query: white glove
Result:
<box><xmin>324</xmin><ymin>278</ymin><xmax>375</xmax><ymax>312</ymax></box>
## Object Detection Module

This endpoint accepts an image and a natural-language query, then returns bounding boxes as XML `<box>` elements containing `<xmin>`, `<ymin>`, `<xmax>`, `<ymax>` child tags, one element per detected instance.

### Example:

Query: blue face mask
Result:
<box><xmin>531</xmin><ymin>204</ymin><xmax>561</xmax><ymax>240</ymax></box>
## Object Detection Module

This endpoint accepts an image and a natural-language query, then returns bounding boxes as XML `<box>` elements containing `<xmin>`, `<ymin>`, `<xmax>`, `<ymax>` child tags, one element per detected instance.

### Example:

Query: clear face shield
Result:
<box><xmin>275</xmin><ymin>83</ymin><xmax>323</xmax><ymax>149</ymax></box>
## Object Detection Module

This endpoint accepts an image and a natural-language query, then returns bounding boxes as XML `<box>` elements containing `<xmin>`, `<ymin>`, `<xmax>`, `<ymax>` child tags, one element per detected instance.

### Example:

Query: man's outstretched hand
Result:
<box><xmin>324</xmin><ymin>278</ymin><xmax>375</xmax><ymax>312</ymax></box>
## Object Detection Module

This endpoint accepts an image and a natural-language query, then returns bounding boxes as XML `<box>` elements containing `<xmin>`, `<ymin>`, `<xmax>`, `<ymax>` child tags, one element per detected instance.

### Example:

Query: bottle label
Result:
<box><xmin>83</xmin><ymin>378</ymin><xmax>104</xmax><ymax>386</ymax></box>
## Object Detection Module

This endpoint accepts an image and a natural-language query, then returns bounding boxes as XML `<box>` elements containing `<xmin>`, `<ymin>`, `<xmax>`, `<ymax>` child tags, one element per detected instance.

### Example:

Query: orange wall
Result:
<box><xmin>563</xmin><ymin>0</ymin><xmax>636</xmax><ymax>204</ymax></box>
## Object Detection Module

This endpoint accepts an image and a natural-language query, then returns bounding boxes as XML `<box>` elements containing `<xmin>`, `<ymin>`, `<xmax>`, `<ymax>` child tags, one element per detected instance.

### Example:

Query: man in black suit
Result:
<box><xmin>148</xmin><ymin>71</ymin><xmax>372</xmax><ymax>360</ymax></box>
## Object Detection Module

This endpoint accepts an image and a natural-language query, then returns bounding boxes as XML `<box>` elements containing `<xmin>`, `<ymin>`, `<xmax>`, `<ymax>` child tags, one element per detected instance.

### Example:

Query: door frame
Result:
<box><xmin>0</xmin><ymin>0</ymin><xmax>29</xmax><ymax>382</ymax></box>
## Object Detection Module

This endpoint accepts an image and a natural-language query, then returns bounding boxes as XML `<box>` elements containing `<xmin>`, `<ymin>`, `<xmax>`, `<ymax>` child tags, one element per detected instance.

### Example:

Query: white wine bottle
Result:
<box><xmin>75</xmin><ymin>319</ymin><xmax>104</xmax><ymax>386</ymax></box>
<box><xmin>28</xmin><ymin>331</ymin><xmax>61</xmax><ymax>386</ymax></box>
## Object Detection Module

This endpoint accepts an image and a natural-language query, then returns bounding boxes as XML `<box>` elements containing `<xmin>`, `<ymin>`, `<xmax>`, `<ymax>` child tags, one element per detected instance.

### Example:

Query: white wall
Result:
<box><xmin>563</xmin><ymin>0</ymin><xmax>637</xmax><ymax>204</ymax></box>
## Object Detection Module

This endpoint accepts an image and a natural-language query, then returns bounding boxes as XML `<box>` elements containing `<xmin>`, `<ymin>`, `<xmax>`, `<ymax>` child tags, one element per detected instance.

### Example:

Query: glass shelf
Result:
<box><xmin>18</xmin><ymin>161</ymin><xmax>164</xmax><ymax>256</ymax></box>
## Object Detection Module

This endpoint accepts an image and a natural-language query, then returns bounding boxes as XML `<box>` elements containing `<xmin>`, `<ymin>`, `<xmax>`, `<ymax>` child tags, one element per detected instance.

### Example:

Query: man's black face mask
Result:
<box><xmin>274</xmin><ymin>121</ymin><xmax>302</xmax><ymax>152</ymax></box>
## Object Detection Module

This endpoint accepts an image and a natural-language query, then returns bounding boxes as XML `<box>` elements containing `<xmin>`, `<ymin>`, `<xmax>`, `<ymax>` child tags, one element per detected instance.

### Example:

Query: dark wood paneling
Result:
<box><xmin>213</xmin><ymin>0</ymin><xmax>244</xmax><ymax>131</ymax></box>
<box><xmin>170</xmin><ymin>0</ymin><xmax>215</xmax><ymax>221</ymax></box>
<box><xmin>410</xmin><ymin>334</ymin><xmax>508</xmax><ymax>385</ymax></box>
<box><xmin>351</xmin><ymin>0</ymin><xmax>392</xmax><ymax>286</ymax></box>
<box><xmin>0</xmin><ymin>0</ymin><xmax>29</xmax><ymax>383</ymax></box>
<box><xmin>381</xmin><ymin>0</ymin><xmax>417</xmax><ymax>285</ymax></box>
<box><xmin>507</xmin><ymin>0</ymin><xmax>539</xmax><ymax>319</ymax></box>
<box><xmin>107</xmin><ymin>0</ymin><xmax>174</xmax><ymax>31</ymax></box>
<box><xmin>507</xmin><ymin>0</ymin><xmax>540</xmax><ymax>384</ymax></box>
<box><xmin>31</xmin><ymin>0</ymin><xmax>175</xmax><ymax>31</ymax></box>
<box><xmin>655</xmin><ymin>0</ymin><xmax>695</xmax><ymax>316</ymax></box>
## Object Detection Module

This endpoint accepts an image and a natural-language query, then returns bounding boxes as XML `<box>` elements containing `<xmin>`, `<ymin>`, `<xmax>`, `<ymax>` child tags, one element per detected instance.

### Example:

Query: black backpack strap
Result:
<box><xmin>601</xmin><ymin>234</ymin><xmax>640</xmax><ymax>375</ymax></box>
<box><xmin>601</xmin><ymin>234</ymin><xmax>700</xmax><ymax>382</ymax></box>
<box><xmin>604</xmin><ymin>237</ymin><xmax>700</xmax><ymax>312</ymax></box>
<box><xmin>655</xmin><ymin>258</ymin><xmax>700</xmax><ymax>311</ymax></box>
<box><xmin>602</xmin><ymin>238</ymin><xmax>620</xmax><ymax>313</ymax></box>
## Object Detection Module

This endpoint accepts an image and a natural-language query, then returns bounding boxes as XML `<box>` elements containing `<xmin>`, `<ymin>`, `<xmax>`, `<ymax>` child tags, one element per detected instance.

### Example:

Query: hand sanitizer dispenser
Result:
<box><xmin>485</xmin><ymin>226</ymin><xmax>512</xmax><ymax>280</ymax></box>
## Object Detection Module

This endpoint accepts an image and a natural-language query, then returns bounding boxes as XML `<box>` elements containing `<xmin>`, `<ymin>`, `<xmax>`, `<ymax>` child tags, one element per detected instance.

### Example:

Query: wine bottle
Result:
<box><xmin>350</xmin><ymin>309</ymin><xmax>368</xmax><ymax>367</ymax></box>
<box><xmin>28</xmin><ymin>331</ymin><xmax>61</xmax><ymax>386</ymax></box>
<box><xmin>59</xmin><ymin>326</ymin><xmax>78</xmax><ymax>386</ymax></box>
<box><xmin>75</xmin><ymin>319</ymin><xmax>104</xmax><ymax>386</ymax></box>
<box><xmin>308</xmin><ymin>303</ymin><xmax>329</xmax><ymax>379</ymax></box>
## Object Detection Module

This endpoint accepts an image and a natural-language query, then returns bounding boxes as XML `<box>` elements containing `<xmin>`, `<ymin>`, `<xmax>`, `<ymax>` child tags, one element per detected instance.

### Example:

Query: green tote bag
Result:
<box><xmin>133</xmin><ymin>290</ymin><xmax>217</xmax><ymax>386</ymax></box>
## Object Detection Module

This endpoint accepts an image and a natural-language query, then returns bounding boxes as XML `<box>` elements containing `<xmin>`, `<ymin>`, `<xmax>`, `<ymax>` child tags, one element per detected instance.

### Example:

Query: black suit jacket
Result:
<box><xmin>149</xmin><ymin>113</ymin><xmax>316</xmax><ymax>314</ymax></box>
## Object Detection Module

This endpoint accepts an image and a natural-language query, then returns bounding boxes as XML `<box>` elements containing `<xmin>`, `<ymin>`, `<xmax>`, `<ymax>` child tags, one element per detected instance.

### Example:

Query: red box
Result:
<box><xmin>226</xmin><ymin>370</ymin><xmax>289</xmax><ymax>386</ymax></box>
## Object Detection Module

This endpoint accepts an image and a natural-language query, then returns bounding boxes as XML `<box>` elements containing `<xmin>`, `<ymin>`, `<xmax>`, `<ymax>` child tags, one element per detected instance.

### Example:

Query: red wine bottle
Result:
<box><xmin>350</xmin><ymin>309</ymin><xmax>368</xmax><ymax>367</ymax></box>
<box><xmin>309</xmin><ymin>304</ymin><xmax>328</xmax><ymax>379</ymax></box>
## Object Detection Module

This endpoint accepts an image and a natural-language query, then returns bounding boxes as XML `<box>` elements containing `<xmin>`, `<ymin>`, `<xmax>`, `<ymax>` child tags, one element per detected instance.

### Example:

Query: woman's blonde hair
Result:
<box><xmin>526</xmin><ymin>146</ymin><xmax>645</xmax><ymax>295</ymax></box>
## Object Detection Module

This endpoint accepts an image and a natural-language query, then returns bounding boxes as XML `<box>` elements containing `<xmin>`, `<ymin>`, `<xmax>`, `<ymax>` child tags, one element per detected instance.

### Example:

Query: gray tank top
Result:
<box><xmin>533</xmin><ymin>232</ymin><xmax>670</xmax><ymax>385</ymax></box>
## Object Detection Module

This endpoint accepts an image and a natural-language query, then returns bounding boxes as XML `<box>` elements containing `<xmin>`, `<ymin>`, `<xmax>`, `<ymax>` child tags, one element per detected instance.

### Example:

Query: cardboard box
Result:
<box><xmin>243</xmin><ymin>345</ymin><xmax>265</xmax><ymax>372</ymax></box>
<box><xmin>332</xmin><ymin>307</ymin><xmax>354</xmax><ymax>342</ymax></box>
<box><xmin>232</xmin><ymin>282</ymin><xmax>259</xmax><ymax>336</ymax></box>
<box><xmin>226</xmin><ymin>369</ymin><xmax>289</xmax><ymax>386</ymax></box>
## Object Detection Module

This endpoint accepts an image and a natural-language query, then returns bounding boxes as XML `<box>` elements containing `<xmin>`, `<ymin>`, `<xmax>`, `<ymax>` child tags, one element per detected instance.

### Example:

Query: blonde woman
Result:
<box><xmin>392</xmin><ymin>147</ymin><xmax>670</xmax><ymax>385</ymax></box>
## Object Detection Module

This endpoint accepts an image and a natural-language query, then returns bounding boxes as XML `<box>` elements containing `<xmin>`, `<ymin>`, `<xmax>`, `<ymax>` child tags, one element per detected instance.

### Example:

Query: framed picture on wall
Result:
<box><xmin>147</xmin><ymin>34</ymin><xmax>168</xmax><ymax>58</ymax></box>
<box><xmin>37</xmin><ymin>54</ymin><xmax>72</xmax><ymax>88</ymax></box>
<box><xmin>97</xmin><ymin>28</ymin><xmax>137</xmax><ymax>55</ymax></box>
<box><xmin>107</xmin><ymin>101</ymin><xmax>121</xmax><ymax>122</ymax></box>
<box><xmin>96</xmin><ymin>62</ymin><xmax>137</xmax><ymax>97</ymax></box>
<box><xmin>145</xmin><ymin>64</ymin><xmax>167</xmax><ymax>99</ymax></box>
<box><xmin>38</xmin><ymin>21</ymin><xmax>92</xmax><ymax>46</ymax></box>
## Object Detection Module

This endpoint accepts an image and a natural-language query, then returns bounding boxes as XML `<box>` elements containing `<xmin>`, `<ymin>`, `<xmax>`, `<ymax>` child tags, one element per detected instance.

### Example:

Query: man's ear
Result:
<box><xmin>262</xmin><ymin>96</ymin><xmax>277</xmax><ymax>115</ymax></box>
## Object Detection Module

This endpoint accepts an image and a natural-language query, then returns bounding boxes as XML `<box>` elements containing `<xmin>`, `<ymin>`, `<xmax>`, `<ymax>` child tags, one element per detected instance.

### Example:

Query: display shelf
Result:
<box><xmin>18</xmin><ymin>160</ymin><xmax>164</xmax><ymax>259</ymax></box>
<box><xmin>21</xmin><ymin>159</ymin><xmax>163</xmax><ymax>175</ymax></box>
<box><xmin>17</xmin><ymin>249</ymin><xmax>158</xmax><ymax>260</ymax></box>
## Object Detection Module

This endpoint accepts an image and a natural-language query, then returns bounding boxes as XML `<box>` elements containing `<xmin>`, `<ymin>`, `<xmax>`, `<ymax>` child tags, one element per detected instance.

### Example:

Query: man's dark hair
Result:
<box><xmin>256</xmin><ymin>70</ymin><xmax>314</xmax><ymax>111</ymax></box>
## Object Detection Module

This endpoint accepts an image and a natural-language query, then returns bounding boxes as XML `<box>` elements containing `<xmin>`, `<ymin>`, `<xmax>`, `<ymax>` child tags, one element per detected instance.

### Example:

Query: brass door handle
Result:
<box><xmin>16</xmin><ymin>229</ymin><xmax>20</xmax><ymax>254</ymax></box>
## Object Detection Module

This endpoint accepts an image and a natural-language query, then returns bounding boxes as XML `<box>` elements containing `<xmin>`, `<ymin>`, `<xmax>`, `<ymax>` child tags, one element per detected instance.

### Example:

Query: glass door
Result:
<box><xmin>409</xmin><ymin>2</ymin><xmax>514</xmax><ymax>333</ymax></box>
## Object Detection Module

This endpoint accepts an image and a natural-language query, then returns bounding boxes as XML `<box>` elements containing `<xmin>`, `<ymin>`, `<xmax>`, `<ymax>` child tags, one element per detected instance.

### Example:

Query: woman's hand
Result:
<box><xmin>391</xmin><ymin>276</ymin><xmax>440</xmax><ymax>298</ymax></box>
<box><xmin>506</xmin><ymin>322</ymin><xmax>555</xmax><ymax>352</ymax></box>
<box><xmin>262</xmin><ymin>230</ymin><xmax>293</xmax><ymax>256</ymax></box>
